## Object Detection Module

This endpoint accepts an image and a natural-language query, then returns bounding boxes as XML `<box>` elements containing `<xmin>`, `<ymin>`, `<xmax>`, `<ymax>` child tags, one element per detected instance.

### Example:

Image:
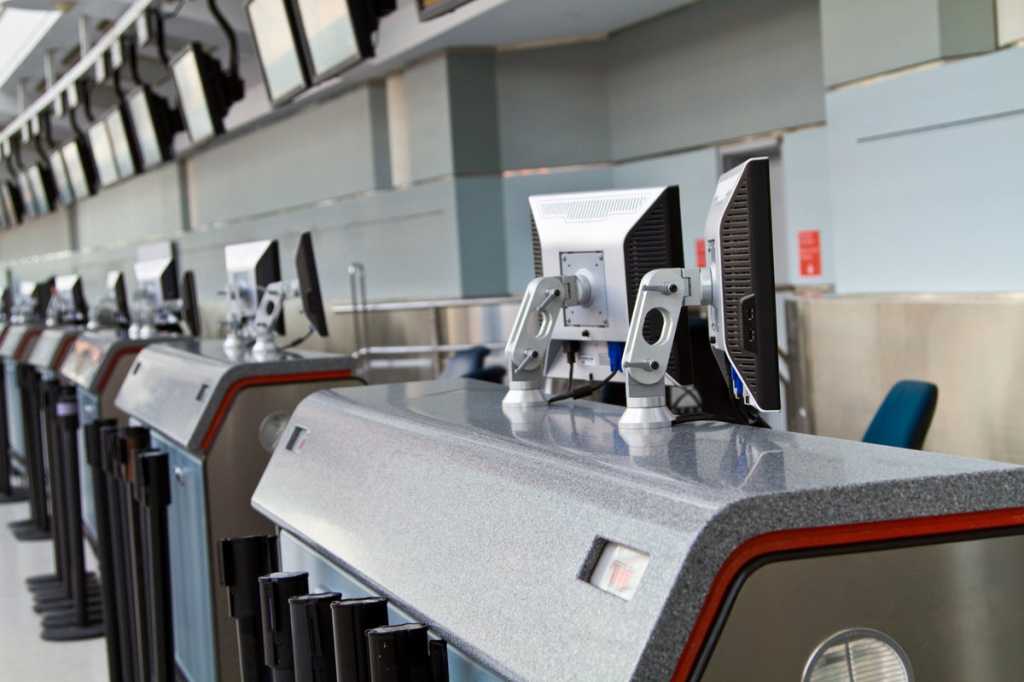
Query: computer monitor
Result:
<box><xmin>48</xmin><ymin>148</ymin><xmax>74</xmax><ymax>206</ymax></box>
<box><xmin>106</xmin><ymin>270</ymin><xmax>130</xmax><ymax>323</ymax></box>
<box><xmin>295</xmin><ymin>231</ymin><xmax>328</xmax><ymax>337</ymax></box>
<box><xmin>62</xmin><ymin>137</ymin><xmax>97</xmax><ymax>200</ymax></box>
<box><xmin>224</xmin><ymin>239</ymin><xmax>284</xmax><ymax>335</ymax></box>
<box><xmin>704</xmin><ymin>157</ymin><xmax>780</xmax><ymax>412</ymax></box>
<box><xmin>17</xmin><ymin>171</ymin><xmax>36</xmax><ymax>218</ymax></box>
<box><xmin>106</xmin><ymin>107</ymin><xmax>141</xmax><ymax>180</ymax></box>
<box><xmin>171</xmin><ymin>43</ymin><xmax>240</xmax><ymax>145</ymax></box>
<box><xmin>180</xmin><ymin>270</ymin><xmax>201</xmax><ymax>337</ymax></box>
<box><xmin>528</xmin><ymin>186</ymin><xmax>692</xmax><ymax>386</ymax></box>
<box><xmin>292</xmin><ymin>0</ymin><xmax>377</xmax><ymax>82</ymax></box>
<box><xmin>88</xmin><ymin>119</ymin><xmax>119</xmax><ymax>188</ymax></box>
<box><xmin>27</xmin><ymin>165</ymin><xmax>55</xmax><ymax>215</ymax></box>
<box><xmin>126</xmin><ymin>85</ymin><xmax>179</xmax><ymax>169</ymax></box>
<box><xmin>417</xmin><ymin>0</ymin><xmax>474</xmax><ymax>20</ymax></box>
<box><xmin>134</xmin><ymin>241</ymin><xmax>180</xmax><ymax>305</ymax></box>
<box><xmin>246</xmin><ymin>0</ymin><xmax>311</xmax><ymax>105</ymax></box>
<box><xmin>54</xmin><ymin>274</ymin><xmax>88</xmax><ymax>321</ymax></box>
<box><xmin>1</xmin><ymin>181</ymin><xmax>23</xmax><ymax>225</ymax></box>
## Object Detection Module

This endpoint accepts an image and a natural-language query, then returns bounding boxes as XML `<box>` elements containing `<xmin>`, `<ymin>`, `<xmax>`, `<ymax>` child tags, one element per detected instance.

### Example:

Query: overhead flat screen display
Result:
<box><xmin>172</xmin><ymin>47</ymin><xmax>217</xmax><ymax>144</ymax></box>
<box><xmin>62</xmin><ymin>140</ymin><xmax>92</xmax><ymax>200</ymax></box>
<box><xmin>127</xmin><ymin>87</ymin><xmax>162</xmax><ymax>169</ymax></box>
<box><xmin>294</xmin><ymin>0</ymin><xmax>365</xmax><ymax>80</ymax></box>
<box><xmin>48</xmin><ymin>149</ymin><xmax>74</xmax><ymax>206</ymax></box>
<box><xmin>107</xmin><ymin>108</ymin><xmax>138</xmax><ymax>179</ymax></box>
<box><xmin>89</xmin><ymin>120</ymin><xmax>120</xmax><ymax>187</ymax></box>
<box><xmin>247</xmin><ymin>0</ymin><xmax>310</xmax><ymax>104</ymax></box>
<box><xmin>1</xmin><ymin>184</ymin><xmax>17</xmax><ymax>226</ymax></box>
<box><xmin>27</xmin><ymin>166</ymin><xmax>51</xmax><ymax>215</ymax></box>
<box><xmin>17</xmin><ymin>172</ymin><xmax>36</xmax><ymax>218</ymax></box>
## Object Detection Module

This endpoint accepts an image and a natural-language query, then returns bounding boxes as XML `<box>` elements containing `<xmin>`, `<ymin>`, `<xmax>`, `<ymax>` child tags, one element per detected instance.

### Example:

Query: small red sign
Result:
<box><xmin>695</xmin><ymin>239</ymin><xmax>706</xmax><ymax>268</ymax></box>
<box><xmin>798</xmin><ymin>230</ymin><xmax>821</xmax><ymax>277</ymax></box>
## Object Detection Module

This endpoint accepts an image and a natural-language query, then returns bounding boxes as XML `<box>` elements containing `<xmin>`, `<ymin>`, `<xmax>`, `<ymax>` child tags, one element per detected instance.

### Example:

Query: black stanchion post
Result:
<box><xmin>10</xmin><ymin>365</ymin><xmax>51</xmax><ymax>539</ymax></box>
<box><xmin>138</xmin><ymin>451</ymin><xmax>174</xmax><ymax>682</ymax></box>
<box><xmin>102</xmin><ymin>426</ymin><xmax>139</xmax><ymax>682</ymax></box>
<box><xmin>0</xmin><ymin>358</ymin><xmax>28</xmax><ymax>503</ymax></box>
<box><xmin>221</xmin><ymin>535</ymin><xmax>280</xmax><ymax>682</ymax></box>
<box><xmin>117</xmin><ymin>427</ymin><xmax>153</xmax><ymax>682</ymax></box>
<box><xmin>86</xmin><ymin>418</ymin><xmax>123</xmax><ymax>682</ymax></box>
<box><xmin>41</xmin><ymin>385</ymin><xmax>104</xmax><ymax>641</ymax></box>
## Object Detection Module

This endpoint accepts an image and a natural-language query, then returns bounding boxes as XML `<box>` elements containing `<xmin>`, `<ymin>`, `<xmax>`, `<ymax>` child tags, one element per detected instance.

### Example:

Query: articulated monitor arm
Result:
<box><xmin>620</xmin><ymin>267</ymin><xmax>710</xmax><ymax>430</ymax></box>
<box><xmin>503</xmin><ymin>275</ymin><xmax>585</xmax><ymax>407</ymax></box>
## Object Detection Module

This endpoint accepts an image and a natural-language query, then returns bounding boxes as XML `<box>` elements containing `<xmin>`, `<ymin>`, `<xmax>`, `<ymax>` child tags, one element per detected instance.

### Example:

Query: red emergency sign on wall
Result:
<box><xmin>695</xmin><ymin>239</ymin><xmax>706</xmax><ymax>268</ymax></box>
<box><xmin>798</xmin><ymin>230</ymin><xmax>821</xmax><ymax>277</ymax></box>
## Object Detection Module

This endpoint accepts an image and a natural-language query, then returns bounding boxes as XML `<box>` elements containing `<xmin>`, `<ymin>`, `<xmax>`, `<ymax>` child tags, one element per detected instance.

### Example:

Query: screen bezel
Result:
<box><xmin>245</xmin><ymin>0</ymin><xmax>313</xmax><ymax>106</ymax></box>
<box><xmin>48</xmin><ymin>148</ymin><xmax>75</xmax><ymax>207</ymax></box>
<box><xmin>62</xmin><ymin>137</ymin><xmax>96</xmax><ymax>201</ymax></box>
<box><xmin>106</xmin><ymin>106</ymin><xmax>141</xmax><ymax>180</ymax></box>
<box><xmin>88</xmin><ymin>119</ymin><xmax>120</xmax><ymax>188</ymax></box>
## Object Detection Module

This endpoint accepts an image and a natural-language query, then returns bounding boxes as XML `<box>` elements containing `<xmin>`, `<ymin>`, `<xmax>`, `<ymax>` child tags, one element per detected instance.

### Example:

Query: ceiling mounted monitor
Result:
<box><xmin>106</xmin><ymin>107</ymin><xmax>141</xmax><ymax>179</ymax></box>
<box><xmin>127</xmin><ymin>85</ymin><xmax>179</xmax><ymax>169</ymax></box>
<box><xmin>48</xmin><ymin>149</ymin><xmax>75</xmax><ymax>207</ymax></box>
<box><xmin>171</xmin><ymin>44</ymin><xmax>232</xmax><ymax>145</ymax></box>
<box><xmin>62</xmin><ymin>138</ymin><xmax>97</xmax><ymax>201</ymax></box>
<box><xmin>88</xmin><ymin>120</ymin><xmax>120</xmax><ymax>188</ymax></box>
<box><xmin>2</xmin><ymin>182</ymin><xmax>24</xmax><ymax>226</ymax></box>
<box><xmin>27</xmin><ymin>165</ymin><xmax>55</xmax><ymax>216</ymax></box>
<box><xmin>246</xmin><ymin>0</ymin><xmax>312</xmax><ymax>105</ymax></box>
<box><xmin>292</xmin><ymin>0</ymin><xmax>378</xmax><ymax>82</ymax></box>
<box><xmin>17</xmin><ymin>171</ymin><xmax>37</xmax><ymax>218</ymax></box>
<box><xmin>417</xmin><ymin>0</ymin><xmax>474</xmax><ymax>20</ymax></box>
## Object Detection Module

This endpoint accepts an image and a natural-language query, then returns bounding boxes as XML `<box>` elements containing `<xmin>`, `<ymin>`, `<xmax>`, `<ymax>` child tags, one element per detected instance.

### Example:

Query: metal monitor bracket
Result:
<box><xmin>250</xmin><ymin>282</ymin><xmax>288</xmax><ymax>361</ymax></box>
<box><xmin>503</xmin><ymin>275</ymin><xmax>586</xmax><ymax>407</ymax></box>
<box><xmin>620</xmin><ymin>267</ymin><xmax>710</xmax><ymax>430</ymax></box>
<box><xmin>503</xmin><ymin>268</ymin><xmax>710</xmax><ymax>430</ymax></box>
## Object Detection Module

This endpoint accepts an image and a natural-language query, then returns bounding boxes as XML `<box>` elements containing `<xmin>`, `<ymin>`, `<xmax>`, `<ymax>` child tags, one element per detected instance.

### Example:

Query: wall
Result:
<box><xmin>827</xmin><ymin>46</ymin><xmax>1024</xmax><ymax>294</ymax></box>
<box><xmin>606</xmin><ymin>0</ymin><xmax>825</xmax><ymax>161</ymax></box>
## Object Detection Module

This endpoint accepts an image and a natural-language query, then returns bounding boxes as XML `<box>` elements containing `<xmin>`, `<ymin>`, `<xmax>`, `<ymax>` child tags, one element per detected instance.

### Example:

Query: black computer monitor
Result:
<box><xmin>27</xmin><ymin>165</ymin><xmax>56</xmax><ymax>215</ymax></box>
<box><xmin>48</xmin><ymin>149</ymin><xmax>75</xmax><ymax>206</ymax></box>
<box><xmin>171</xmin><ymin>44</ymin><xmax>231</xmax><ymax>145</ymax></box>
<box><xmin>224</xmin><ymin>239</ymin><xmax>284</xmax><ymax>335</ymax></box>
<box><xmin>126</xmin><ymin>85</ymin><xmax>179</xmax><ymax>169</ymax></box>
<box><xmin>55</xmin><ymin>274</ymin><xmax>88</xmax><ymax>320</ymax></box>
<box><xmin>246</xmin><ymin>0</ymin><xmax>312</xmax><ymax>105</ymax></box>
<box><xmin>529</xmin><ymin>186</ymin><xmax>692</xmax><ymax>387</ymax></box>
<box><xmin>62</xmin><ymin>137</ymin><xmax>98</xmax><ymax>200</ymax></box>
<box><xmin>1</xmin><ymin>181</ymin><xmax>23</xmax><ymax>225</ymax></box>
<box><xmin>134</xmin><ymin>241</ymin><xmax>180</xmax><ymax>305</ymax></box>
<box><xmin>107</xmin><ymin>270</ymin><xmax>130</xmax><ymax>323</ymax></box>
<box><xmin>17</xmin><ymin>171</ymin><xmax>37</xmax><ymax>218</ymax></box>
<box><xmin>417</xmin><ymin>0</ymin><xmax>474</xmax><ymax>20</ymax></box>
<box><xmin>295</xmin><ymin>231</ymin><xmax>328</xmax><ymax>337</ymax></box>
<box><xmin>181</xmin><ymin>270</ymin><xmax>202</xmax><ymax>338</ymax></box>
<box><xmin>292</xmin><ymin>0</ymin><xmax>378</xmax><ymax>82</ymax></box>
<box><xmin>88</xmin><ymin>119</ymin><xmax>120</xmax><ymax>188</ymax></box>
<box><xmin>107</xmin><ymin>107</ymin><xmax>141</xmax><ymax>180</ymax></box>
<box><xmin>704</xmin><ymin>157</ymin><xmax>780</xmax><ymax>412</ymax></box>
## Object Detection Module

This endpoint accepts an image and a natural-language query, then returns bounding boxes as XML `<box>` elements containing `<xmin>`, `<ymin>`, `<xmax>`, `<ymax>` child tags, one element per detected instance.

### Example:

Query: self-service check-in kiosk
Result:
<box><xmin>244</xmin><ymin>161</ymin><xmax>1024</xmax><ymax>682</ymax></box>
<box><xmin>113</xmin><ymin>233</ymin><xmax>359</xmax><ymax>682</ymax></box>
<box><xmin>62</xmin><ymin>246</ymin><xmax>200</xmax><ymax>541</ymax></box>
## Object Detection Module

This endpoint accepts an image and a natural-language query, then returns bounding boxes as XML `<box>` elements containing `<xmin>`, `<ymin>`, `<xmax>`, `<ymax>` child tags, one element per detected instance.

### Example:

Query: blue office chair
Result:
<box><xmin>863</xmin><ymin>380</ymin><xmax>938</xmax><ymax>450</ymax></box>
<box><xmin>440</xmin><ymin>346</ymin><xmax>507</xmax><ymax>384</ymax></box>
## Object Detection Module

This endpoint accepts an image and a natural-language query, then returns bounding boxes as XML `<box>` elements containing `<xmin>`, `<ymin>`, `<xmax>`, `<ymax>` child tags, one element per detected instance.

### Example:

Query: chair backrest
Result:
<box><xmin>440</xmin><ymin>346</ymin><xmax>491</xmax><ymax>380</ymax></box>
<box><xmin>863</xmin><ymin>380</ymin><xmax>938</xmax><ymax>450</ymax></box>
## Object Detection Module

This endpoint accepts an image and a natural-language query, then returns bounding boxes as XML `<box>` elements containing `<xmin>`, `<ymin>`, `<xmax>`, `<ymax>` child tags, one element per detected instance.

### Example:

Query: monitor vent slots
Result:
<box><xmin>530</xmin><ymin>218</ymin><xmax>543</xmax><ymax>277</ymax></box>
<box><xmin>622</xmin><ymin>189</ymin><xmax>689</xmax><ymax>384</ymax></box>
<box><xmin>537</xmin><ymin>195</ymin><xmax>645</xmax><ymax>222</ymax></box>
<box><xmin>720</xmin><ymin>177</ymin><xmax>758</xmax><ymax>393</ymax></box>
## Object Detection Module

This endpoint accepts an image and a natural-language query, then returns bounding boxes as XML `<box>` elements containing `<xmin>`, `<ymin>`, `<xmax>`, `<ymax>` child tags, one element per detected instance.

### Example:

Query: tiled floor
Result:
<box><xmin>0</xmin><ymin>499</ymin><xmax>107</xmax><ymax>681</ymax></box>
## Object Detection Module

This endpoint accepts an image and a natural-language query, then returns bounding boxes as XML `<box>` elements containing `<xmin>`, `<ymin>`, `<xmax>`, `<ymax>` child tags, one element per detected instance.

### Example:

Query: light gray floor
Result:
<box><xmin>0</xmin><ymin>500</ymin><xmax>107</xmax><ymax>681</ymax></box>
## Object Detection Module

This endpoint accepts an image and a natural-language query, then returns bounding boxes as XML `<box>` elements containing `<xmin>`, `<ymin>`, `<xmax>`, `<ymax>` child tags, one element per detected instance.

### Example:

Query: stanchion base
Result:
<box><xmin>10</xmin><ymin>520</ymin><xmax>51</xmax><ymax>541</ymax></box>
<box><xmin>0</xmin><ymin>486</ymin><xmax>29</xmax><ymax>504</ymax></box>
<box><xmin>41</xmin><ymin>604</ymin><xmax>105</xmax><ymax>627</ymax></box>
<box><xmin>40</xmin><ymin>620</ymin><xmax>105</xmax><ymax>642</ymax></box>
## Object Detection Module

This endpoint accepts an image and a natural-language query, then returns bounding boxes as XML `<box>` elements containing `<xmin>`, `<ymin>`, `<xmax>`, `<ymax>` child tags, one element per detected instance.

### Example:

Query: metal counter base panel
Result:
<box><xmin>117</xmin><ymin>339</ymin><xmax>357</xmax><ymax>682</ymax></box>
<box><xmin>280</xmin><ymin>531</ymin><xmax>502</xmax><ymax>682</ymax></box>
<box><xmin>251</xmin><ymin>379</ymin><xmax>1024</xmax><ymax>682</ymax></box>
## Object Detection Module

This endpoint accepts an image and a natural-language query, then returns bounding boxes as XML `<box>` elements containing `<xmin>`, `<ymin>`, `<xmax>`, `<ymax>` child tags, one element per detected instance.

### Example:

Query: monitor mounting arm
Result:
<box><xmin>251</xmin><ymin>281</ymin><xmax>288</xmax><ymax>360</ymax></box>
<box><xmin>503</xmin><ymin>275</ymin><xmax>587</xmax><ymax>407</ymax></box>
<box><xmin>620</xmin><ymin>267</ymin><xmax>711</xmax><ymax>430</ymax></box>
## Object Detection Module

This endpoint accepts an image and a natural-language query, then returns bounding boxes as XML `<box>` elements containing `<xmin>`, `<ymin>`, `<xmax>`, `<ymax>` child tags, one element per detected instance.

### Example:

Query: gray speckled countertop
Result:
<box><xmin>115</xmin><ymin>339</ymin><xmax>355</xmax><ymax>452</ymax></box>
<box><xmin>253</xmin><ymin>379</ymin><xmax>1024</xmax><ymax>682</ymax></box>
